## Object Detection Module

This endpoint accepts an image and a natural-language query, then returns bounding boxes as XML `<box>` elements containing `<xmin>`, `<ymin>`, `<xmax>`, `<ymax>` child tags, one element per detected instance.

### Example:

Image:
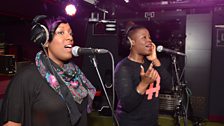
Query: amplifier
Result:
<box><xmin>0</xmin><ymin>55</ymin><xmax>16</xmax><ymax>74</ymax></box>
<box><xmin>159</xmin><ymin>93</ymin><xmax>178</xmax><ymax>111</ymax></box>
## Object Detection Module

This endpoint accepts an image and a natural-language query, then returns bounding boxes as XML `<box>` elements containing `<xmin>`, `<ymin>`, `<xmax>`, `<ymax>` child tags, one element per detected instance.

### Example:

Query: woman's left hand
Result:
<box><xmin>146</xmin><ymin>43</ymin><xmax>161</xmax><ymax>66</ymax></box>
<box><xmin>146</xmin><ymin>42</ymin><xmax>157</xmax><ymax>61</ymax></box>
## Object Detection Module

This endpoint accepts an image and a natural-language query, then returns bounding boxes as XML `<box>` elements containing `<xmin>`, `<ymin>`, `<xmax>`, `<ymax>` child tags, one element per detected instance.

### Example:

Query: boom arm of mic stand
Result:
<box><xmin>89</xmin><ymin>55</ymin><xmax>119</xmax><ymax>126</ymax></box>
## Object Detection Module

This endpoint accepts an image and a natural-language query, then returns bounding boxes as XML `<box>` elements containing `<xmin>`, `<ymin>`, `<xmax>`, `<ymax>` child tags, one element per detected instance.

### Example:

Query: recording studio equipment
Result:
<box><xmin>0</xmin><ymin>55</ymin><xmax>16</xmax><ymax>74</ymax></box>
<box><xmin>159</xmin><ymin>93</ymin><xmax>178</xmax><ymax>112</ymax></box>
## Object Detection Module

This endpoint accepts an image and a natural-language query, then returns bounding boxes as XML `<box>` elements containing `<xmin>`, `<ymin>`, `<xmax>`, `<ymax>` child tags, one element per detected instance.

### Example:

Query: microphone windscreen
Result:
<box><xmin>72</xmin><ymin>46</ymin><xmax>80</xmax><ymax>57</ymax></box>
<box><xmin>157</xmin><ymin>45</ymin><xmax>163</xmax><ymax>52</ymax></box>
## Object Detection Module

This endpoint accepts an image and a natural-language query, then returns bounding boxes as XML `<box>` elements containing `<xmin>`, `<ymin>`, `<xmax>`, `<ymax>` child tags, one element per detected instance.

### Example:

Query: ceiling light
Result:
<box><xmin>65</xmin><ymin>3</ymin><xmax>77</xmax><ymax>16</ymax></box>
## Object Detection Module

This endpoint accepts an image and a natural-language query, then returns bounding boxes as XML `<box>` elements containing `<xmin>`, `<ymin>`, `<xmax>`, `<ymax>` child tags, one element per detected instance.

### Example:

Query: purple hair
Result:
<box><xmin>44</xmin><ymin>16</ymin><xmax>69</xmax><ymax>41</ymax></box>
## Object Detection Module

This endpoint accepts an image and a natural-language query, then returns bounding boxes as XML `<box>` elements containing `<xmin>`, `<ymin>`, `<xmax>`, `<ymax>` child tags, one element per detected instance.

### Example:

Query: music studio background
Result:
<box><xmin>0</xmin><ymin>0</ymin><xmax>224</xmax><ymax>125</ymax></box>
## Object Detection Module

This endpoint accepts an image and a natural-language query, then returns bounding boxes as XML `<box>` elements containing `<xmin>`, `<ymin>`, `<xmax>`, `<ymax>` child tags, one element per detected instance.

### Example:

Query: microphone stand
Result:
<box><xmin>171</xmin><ymin>54</ymin><xmax>188</xmax><ymax>126</ymax></box>
<box><xmin>89</xmin><ymin>54</ymin><xmax>119</xmax><ymax>126</ymax></box>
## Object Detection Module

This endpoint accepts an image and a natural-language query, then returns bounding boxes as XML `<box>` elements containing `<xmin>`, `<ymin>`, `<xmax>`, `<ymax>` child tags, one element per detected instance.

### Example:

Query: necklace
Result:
<box><xmin>128</xmin><ymin>56</ymin><xmax>144</xmax><ymax>64</ymax></box>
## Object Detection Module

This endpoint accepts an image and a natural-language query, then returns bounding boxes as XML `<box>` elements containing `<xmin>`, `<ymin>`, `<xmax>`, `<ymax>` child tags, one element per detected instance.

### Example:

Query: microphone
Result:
<box><xmin>157</xmin><ymin>45</ymin><xmax>186</xmax><ymax>56</ymax></box>
<box><xmin>72</xmin><ymin>46</ymin><xmax>109</xmax><ymax>56</ymax></box>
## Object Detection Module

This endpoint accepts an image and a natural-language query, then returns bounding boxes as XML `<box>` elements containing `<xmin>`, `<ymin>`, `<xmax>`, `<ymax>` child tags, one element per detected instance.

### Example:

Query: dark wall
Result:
<box><xmin>183</xmin><ymin>6</ymin><xmax>224</xmax><ymax>121</ymax></box>
<box><xmin>0</xmin><ymin>17</ymin><xmax>37</xmax><ymax>61</ymax></box>
<box><xmin>185</xmin><ymin>12</ymin><xmax>212</xmax><ymax>119</ymax></box>
<box><xmin>209</xmin><ymin>6</ymin><xmax>224</xmax><ymax>121</ymax></box>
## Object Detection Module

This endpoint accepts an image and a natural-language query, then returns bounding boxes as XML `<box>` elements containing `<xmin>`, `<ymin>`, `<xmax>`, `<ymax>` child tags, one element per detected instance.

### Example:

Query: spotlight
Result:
<box><xmin>65</xmin><ymin>3</ymin><xmax>77</xmax><ymax>16</ymax></box>
<box><xmin>124</xmin><ymin>0</ymin><xmax>129</xmax><ymax>3</ymax></box>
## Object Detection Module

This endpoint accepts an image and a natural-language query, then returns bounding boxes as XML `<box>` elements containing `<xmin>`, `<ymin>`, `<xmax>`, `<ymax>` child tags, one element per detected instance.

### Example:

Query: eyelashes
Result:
<box><xmin>55</xmin><ymin>31</ymin><xmax>73</xmax><ymax>36</ymax></box>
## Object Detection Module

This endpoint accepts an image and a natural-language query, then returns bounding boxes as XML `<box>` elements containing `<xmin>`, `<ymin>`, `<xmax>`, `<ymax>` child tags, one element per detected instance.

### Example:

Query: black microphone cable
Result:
<box><xmin>89</xmin><ymin>51</ymin><xmax>119</xmax><ymax>126</ymax></box>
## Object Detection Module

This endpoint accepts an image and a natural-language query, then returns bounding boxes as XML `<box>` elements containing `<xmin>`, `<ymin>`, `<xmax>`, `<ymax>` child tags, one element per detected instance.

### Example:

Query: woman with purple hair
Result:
<box><xmin>0</xmin><ymin>15</ymin><xmax>96</xmax><ymax>126</ymax></box>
